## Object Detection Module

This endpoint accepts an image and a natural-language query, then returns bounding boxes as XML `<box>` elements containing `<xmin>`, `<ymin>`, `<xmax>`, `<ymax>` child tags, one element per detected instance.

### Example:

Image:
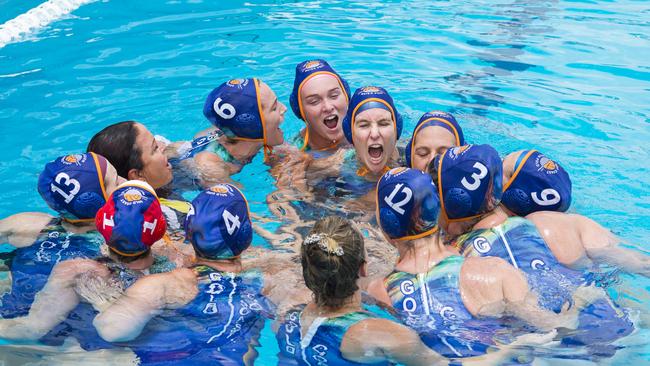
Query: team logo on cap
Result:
<box><xmin>535</xmin><ymin>155</ymin><xmax>558</xmax><ymax>174</ymax></box>
<box><xmin>208</xmin><ymin>184</ymin><xmax>233</xmax><ymax>196</ymax></box>
<box><xmin>61</xmin><ymin>154</ymin><xmax>86</xmax><ymax>165</ymax></box>
<box><xmin>226</xmin><ymin>79</ymin><xmax>248</xmax><ymax>88</ymax></box>
<box><xmin>359</xmin><ymin>86</ymin><xmax>382</xmax><ymax>95</ymax></box>
<box><xmin>387</xmin><ymin>167</ymin><xmax>408</xmax><ymax>177</ymax></box>
<box><xmin>120</xmin><ymin>188</ymin><xmax>146</xmax><ymax>205</ymax></box>
<box><xmin>448</xmin><ymin>145</ymin><xmax>471</xmax><ymax>159</ymax></box>
<box><xmin>302</xmin><ymin>60</ymin><xmax>323</xmax><ymax>71</ymax></box>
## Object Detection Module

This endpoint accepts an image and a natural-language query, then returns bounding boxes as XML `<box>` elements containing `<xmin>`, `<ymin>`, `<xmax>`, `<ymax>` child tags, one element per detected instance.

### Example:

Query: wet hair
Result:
<box><xmin>301</xmin><ymin>216</ymin><xmax>365</xmax><ymax>309</ymax></box>
<box><xmin>87</xmin><ymin>121</ymin><xmax>143</xmax><ymax>179</ymax></box>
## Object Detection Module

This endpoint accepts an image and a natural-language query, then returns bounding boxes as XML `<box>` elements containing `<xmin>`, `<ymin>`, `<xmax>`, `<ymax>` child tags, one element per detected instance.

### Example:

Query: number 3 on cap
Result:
<box><xmin>461</xmin><ymin>162</ymin><xmax>488</xmax><ymax>191</ymax></box>
<box><xmin>222</xmin><ymin>209</ymin><xmax>241</xmax><ymax>235</ymax></box>
<box><xmin>213</xmin><ymin>98</ymin><xmax>236</xmax><ymax>119</ymax></box>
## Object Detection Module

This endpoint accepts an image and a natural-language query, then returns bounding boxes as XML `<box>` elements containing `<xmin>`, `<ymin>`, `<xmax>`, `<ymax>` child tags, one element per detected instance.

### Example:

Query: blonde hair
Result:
<box><xmin>301</xmin><ymin>216</ymin><xmax>365</xmax><ymax>308</ymax></box>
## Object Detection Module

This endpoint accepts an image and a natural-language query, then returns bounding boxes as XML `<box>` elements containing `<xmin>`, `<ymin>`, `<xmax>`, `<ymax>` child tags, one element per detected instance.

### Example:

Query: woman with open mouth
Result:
<box><xmin>342</xmin><ymin>86</ymin><xmax>402</xmax><ymax>182</ymax></box>
<box><xmin>289</xmin><ymin>59</ymin><xmax>351</xmax><ymax>153</ymax></box>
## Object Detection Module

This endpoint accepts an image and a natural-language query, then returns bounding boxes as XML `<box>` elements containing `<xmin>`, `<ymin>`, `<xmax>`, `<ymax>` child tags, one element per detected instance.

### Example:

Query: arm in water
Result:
<box><xmin>0</xmin><ymin>212</ymin><xmax>54</xmax><ymax>248</ymax></box>
<box><xmin>528</xmin><ymin>211</ymin><xmax>650</xmax><ymax>277</ymax></box>
<box><xmin>93</xmin><ymin>268</ymin><xmax>197</xmax><ymax>342</ymax></box>
<box><xmin>0</xmin><ymin>259</ymin><xmax>111</xmax><ymax>339</ymax></box>
<box><xmin>460</xmin><ymin>256</ymin><xmax>601</xmax><ymax>331</ymax></box>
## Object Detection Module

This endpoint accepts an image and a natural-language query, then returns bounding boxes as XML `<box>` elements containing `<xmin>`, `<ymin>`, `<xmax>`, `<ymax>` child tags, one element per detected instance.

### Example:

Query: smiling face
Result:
<box><xmin>131</xmin><ymin>123</ymin><xmax>173</xmax><ymax>189</ymax></box>
<box><xmin>300</xmin><ymin>74</ymin><xmax>347</xmax><ymax>146</ymax></box>
<box><xmin>258</xmin><ymin>81</ymin><xmax>286</xmax><ymax>146</ymax></box>
<box><xmin>411</xmin><ymin>126</ymin><xmax>457</xmax><ymax>171</ymax></box>
<box><xmin>352</xmin><ymin>108</ymin><xmax>396</xmax><ymax>174</ymax></box>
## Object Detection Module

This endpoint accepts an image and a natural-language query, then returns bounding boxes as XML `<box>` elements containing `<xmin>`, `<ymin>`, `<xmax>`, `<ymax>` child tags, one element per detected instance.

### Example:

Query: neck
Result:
<box><xmin>396</xmin><ymin>233</ymin><xmax>454</xmax><ymax>273</ymax></box>
<box><xmin>220</xmin><ymin>136</ymin><xmax>262</xmax><ymax>162</ymax></box>
<box><xmin>195</xmin><ymin>257</ymin><xmax>242</xmax><ymax>273</ymax></box>
<box><xmin>304</xmin><ymin>127</ymin><xmax>339</xmax><ymax>151</ymax></box>
<box><xmin>473</xmin><ymin>206</ymin><xmax>508</xmax><ymax>230</ymax></box>
<box><xmin>125</xmin><ymin>254</ymin><xmax>154</xmax><ymax>271</ymax></box>
<box><xmin>308</xmin><ymin>290</ymin><xmax>363</xmax><ymax>317</ymax></box>
<box><xmin>61</xmin><ymin>221</ymin><xmax>95</xmax><ymax>234</ymax></box>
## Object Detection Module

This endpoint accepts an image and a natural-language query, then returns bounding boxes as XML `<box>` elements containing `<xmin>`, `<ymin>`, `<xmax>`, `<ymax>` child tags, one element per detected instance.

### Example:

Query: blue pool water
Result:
<box><xmin>1</xmin><ymin>0</ymin><xmax>649</xmax><ymax>363</ymax></box>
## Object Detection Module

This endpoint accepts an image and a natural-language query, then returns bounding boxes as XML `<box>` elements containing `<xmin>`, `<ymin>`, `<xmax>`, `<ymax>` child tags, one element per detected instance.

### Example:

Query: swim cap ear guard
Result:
<box><xmin>96</xmin><ymin>180</ymin><xmax>166</xmax><ymax>257</ymax></box>
<box><xmin>437</xmin><ymin>145</ymin><xmax>503</xmax><ymax>222</ymax></box>
<box><xmin>289</xmin><ymin>59</ymin><xmax>351</xmax><ymax>121</ymax></box>
<box><xmin>502</xmin><ymin>150</ymin><xmax>572</xmax><ymax>216</ymax></box>
<box><xmin>203</xmin><ymin>78</ymin><xmax>265</xmax><ymax>141</ymax></box>
<box><xmin>184</xmin><ymin>184</ymin><xmax>253</xmax><ymax>260</ymax></box>
<box><xmin>377</xmin><ymin>168</ymin><xmax>440</xmax><ymax>241</ymax></box>
<box><xmin>38</xmin><ymin>152</ymin><xmax>109</xmax><ymax>222</ymax></box>
<box><xmin>405</xmin><ymin>111</ymin><xmax>465</xmax><ymax>168</ymax></box>
<box><xmin>342</xmin><ymin>86</ymin><xmax>403</xmax><ymax>144</ymax></box>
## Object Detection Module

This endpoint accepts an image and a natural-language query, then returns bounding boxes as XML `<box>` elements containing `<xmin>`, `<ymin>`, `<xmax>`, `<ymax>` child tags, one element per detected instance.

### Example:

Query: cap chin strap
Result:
<box><xmin>357</xmin><ymin>165</ymin><xmax>390</xmax><ymax>178</ymax></box>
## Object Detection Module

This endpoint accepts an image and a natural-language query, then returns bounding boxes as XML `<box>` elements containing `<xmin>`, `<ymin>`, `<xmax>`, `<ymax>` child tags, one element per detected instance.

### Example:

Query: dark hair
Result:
<box><xmin>301</xmin><ymin>216</ymin><xmax>365</xmax><ymax>309</ymax></box>
<box><xmin>87</xmin><ymin>121</ymin><xmax>143</xmax><ymax>179</ymax></box>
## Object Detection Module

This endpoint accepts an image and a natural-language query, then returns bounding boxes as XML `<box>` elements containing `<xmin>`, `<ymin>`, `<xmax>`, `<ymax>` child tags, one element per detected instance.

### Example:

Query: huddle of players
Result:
<box><xmin>1</xmin><ymin>58</ymin><xmax>646</xmax><ymax>365</ymax></box>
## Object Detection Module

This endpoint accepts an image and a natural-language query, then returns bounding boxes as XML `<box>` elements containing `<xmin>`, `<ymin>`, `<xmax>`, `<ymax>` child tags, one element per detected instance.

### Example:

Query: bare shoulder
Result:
<box><xmin>460</xmin><ymin>257</ymin><xmax>518</xmax><ymax>316</ymax></box>
<box><xmin>366</xmin><ymin>276</ymin><xmax>392</xmax><ymax>306</ymax></box>
<box><xmin>345</xmin><ymin>318</ymin><xmax>415</xmax><ymax>348</ymax></box>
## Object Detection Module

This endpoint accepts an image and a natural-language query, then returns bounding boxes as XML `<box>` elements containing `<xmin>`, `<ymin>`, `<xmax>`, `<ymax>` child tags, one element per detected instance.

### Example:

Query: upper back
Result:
<box><xmin>277</xmin><ymin>306</ymin><xmax>389</xmax><ymax>366</ymax></box>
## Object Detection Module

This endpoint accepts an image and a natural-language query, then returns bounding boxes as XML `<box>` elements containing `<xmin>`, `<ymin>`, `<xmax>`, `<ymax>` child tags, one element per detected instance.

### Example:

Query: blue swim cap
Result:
<box><xmin>342</xmin><ymin>86</ymin><xmax>403</xmax><ymax>144</ymax></box>
<box><xmin>185</xmin><ymin>184</ymin><xmax>253</xmax><ymax>260</ymax></box>
<box><xmin>96</xmin><ymin>181</ymin><xmax>166</xmax><ymax>257</ymax></box>
<box><xmin>502</xmin><ymin>150</ymin><xmax>572</xmax><ymax>216</ymax></box>
<box><xmin>377</xmin><ymin>168</ymin><xmax>440</xmax><ymax>241</ymax></box>
<box><xmin>203</xmin><ymin>78</ymin><xmax>265</xmax><ymax>141</ymax></box>
<box><xmin>37</xmin><ymin>152</ymin><xmax>109</xmax><ymax>223</ymax></box>
<box><xmin>290</xmin><ymin>59</ymin><xmax>350</xmax><ymax>121</ymax></box>
<box><xmin>405</xmin><ymin>111</ymin><xmax>465</xmax><ymax>168</ymax></box>
<box><xmin>433</xmin><ymin>145</ymin><xmax>502</xmax><ymax>222</ymax></box>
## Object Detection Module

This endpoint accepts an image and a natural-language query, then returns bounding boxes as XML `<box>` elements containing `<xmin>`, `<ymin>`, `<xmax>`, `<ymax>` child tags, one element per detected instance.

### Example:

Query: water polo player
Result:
<box><xmin>369</xmin><ymin>167</ymin><xmax>584</xmax><ymax>359</ymax></box>
<box><xmin>0</xmin><ymin>180</ymin><xmax>167</xmax><ymax>340</ymax></box>
<box><xmin>93</xmin><ymin>184</ymin><xmax>278</xmax><ymax>364</ymax></box>
<box><xmin>190</xmin><ymin>78</ymin><xmax>287</xmax><ymax>186</ymax></box>
<box><xmin>405</xmin><ymin>111</ymin><xmax>464</xmax><ymax>171</ymax></box>
<box><xmin>0</xmin><ymin>152</ymin><xmax>124</xmax><ymax>318</ymax></box>
<box><xmin>277</xmin><ymin>216</ymin><xmax>446</xmax><ymax>366</ymax></box>
<box><xmin>289</xmin><ymin>59</ymin><xmax>350</xmax><ymax>152</ymax></box>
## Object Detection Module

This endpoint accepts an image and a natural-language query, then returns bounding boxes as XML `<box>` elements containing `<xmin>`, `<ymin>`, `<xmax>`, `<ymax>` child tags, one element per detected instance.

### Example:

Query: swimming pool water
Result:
<box><xmin>1</xmin><ymin>0</ymin><xmax>649</xmax><ymax>364</ymax></box>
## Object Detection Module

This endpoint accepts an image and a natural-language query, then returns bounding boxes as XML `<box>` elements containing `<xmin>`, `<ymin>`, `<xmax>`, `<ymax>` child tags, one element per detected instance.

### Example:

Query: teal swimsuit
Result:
<box><xmin>277</xmin><ymin>304</ymin><xmax>389</xmax><ymax>366</ymax></box>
